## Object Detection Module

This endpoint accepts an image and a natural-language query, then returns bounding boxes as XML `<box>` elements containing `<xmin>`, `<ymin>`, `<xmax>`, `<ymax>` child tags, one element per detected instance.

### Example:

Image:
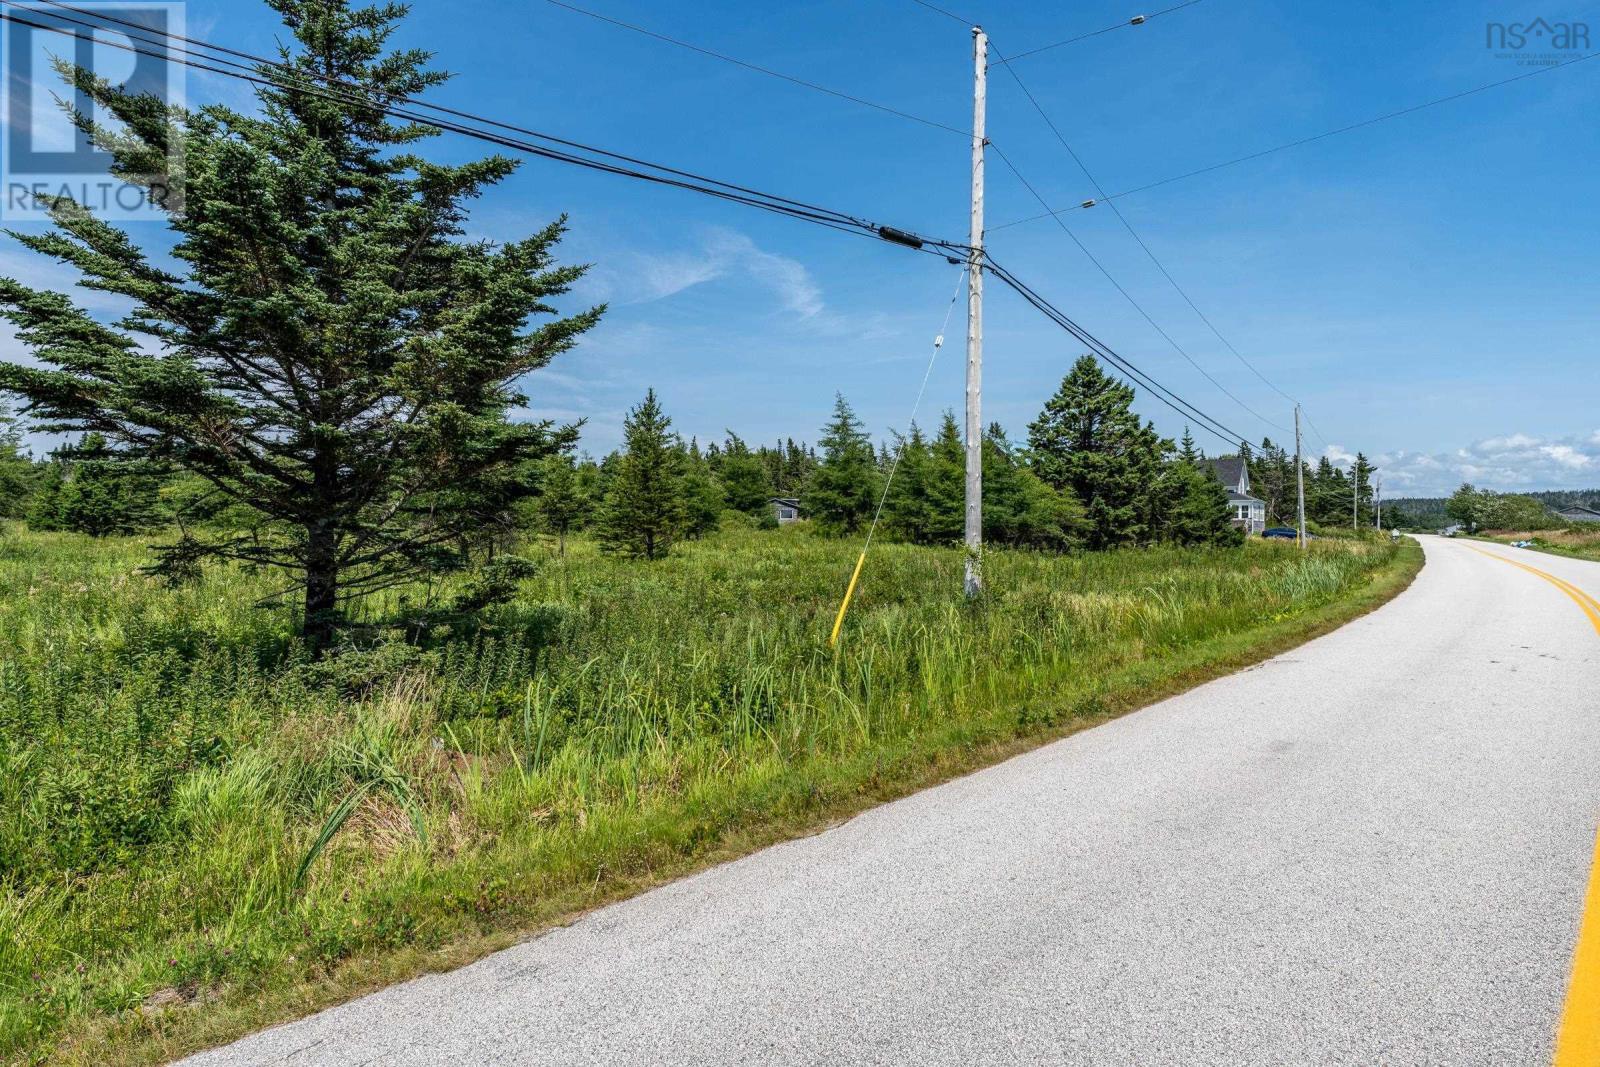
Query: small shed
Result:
<box><xmin>771</xmin><ymin>497</ymin><xmax>802</xmax><ymax>525</ymax></box>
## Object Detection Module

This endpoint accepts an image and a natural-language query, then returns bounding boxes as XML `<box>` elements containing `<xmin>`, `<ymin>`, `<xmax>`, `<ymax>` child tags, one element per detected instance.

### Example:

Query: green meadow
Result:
<box><xmin>0</xmin><ymin>524</ymin><xmax>1416</xmax><ymax>1064</ymax></box>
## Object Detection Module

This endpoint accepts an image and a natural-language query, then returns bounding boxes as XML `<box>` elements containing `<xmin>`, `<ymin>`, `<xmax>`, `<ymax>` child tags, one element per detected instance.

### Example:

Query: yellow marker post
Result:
<box><xmin>829</xmin><ymin>550</ymin><xmax>867</xmax><ymax>649</ymax></box>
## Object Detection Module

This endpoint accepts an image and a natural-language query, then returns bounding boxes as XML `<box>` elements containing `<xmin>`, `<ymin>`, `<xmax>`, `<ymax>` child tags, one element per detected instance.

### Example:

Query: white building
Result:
<box><xmin>1204</xmin><ymin>456</ymin><xmax>1267</xmax><ymax>535</ymax></box>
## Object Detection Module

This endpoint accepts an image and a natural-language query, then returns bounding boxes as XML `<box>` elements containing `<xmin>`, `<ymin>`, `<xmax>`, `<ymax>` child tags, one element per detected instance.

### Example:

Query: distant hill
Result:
<box><xmin>1385</xmin><ymin>498</ymin><xmax>1451</xmax><ymax>528</ymax></box>
<box><xmin>1386</xmin><ymin>489</ymin><xmax>1600</xmax><ymax>529</ymax></box>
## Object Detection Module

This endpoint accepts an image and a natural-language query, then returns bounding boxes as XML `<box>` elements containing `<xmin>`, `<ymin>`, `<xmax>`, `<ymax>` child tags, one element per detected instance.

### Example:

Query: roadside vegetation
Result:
<box><xmin>1473</xmin><ymin>527</ymin><xmax>1600</xmax><ymax>563</ymax></box>
<box><xmin>0</xmin><ymin>0</ymin><xmax>1428</xmax><ymax>1061</ymax></box>
<box><xmin>0</xmin><ymin>522</ymin><xmax>1414</xmax><ymax>1063</ymax></box>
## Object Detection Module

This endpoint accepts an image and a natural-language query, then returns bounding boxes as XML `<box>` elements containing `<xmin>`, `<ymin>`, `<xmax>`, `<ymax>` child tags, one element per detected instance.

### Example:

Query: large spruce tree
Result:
<box><xmin>0</xmin><ymin>0</ymin><xmax>600</xmax><ymax>646</ymax></box>
<box><xmin>597</xmin><ymin>389</ymin><xmax>684</xmax><ymax>559</ymax></box>
<box><xmin>716</xmin><ymin>433</ymin><xmax>774</xmax><ymax>516</ymax></box>
<box><xmin>1028</xmin><ymin>355</ymin><xmax>1168</xmax><ymax>549</ymax></box>
<box><xmin>803</xmin><ymin>394</ymin><xmax>881</xmax><ymax>534</ymax></box>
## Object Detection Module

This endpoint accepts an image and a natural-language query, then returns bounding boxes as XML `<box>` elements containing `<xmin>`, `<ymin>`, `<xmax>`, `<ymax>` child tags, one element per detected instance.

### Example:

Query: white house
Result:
<box><xmin>1204</xmin><ymin>456</ymin><xmax>1267</xmax><ymax>535</ymax></box>
<box><xmin>771</xmin><ymin>497</ymin><xmax>802</xmax><ymax>525</ymax></box>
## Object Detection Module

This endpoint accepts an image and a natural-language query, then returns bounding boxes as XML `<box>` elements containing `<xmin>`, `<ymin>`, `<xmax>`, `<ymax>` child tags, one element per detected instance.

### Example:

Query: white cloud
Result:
<box><xmin>1371</xmin><ymin>430</ymin><xmax>1600</xmax><ymax>496</ymax></box>
<box><xmin>1321</xmin><ymin>444</ymin><xmax>1356</xmax><ymax>468</ymax></box>
<box><xmin>1540</xmin><ymin>444</ymin><xmax>1592</xmax><ymax>469</ymax></box>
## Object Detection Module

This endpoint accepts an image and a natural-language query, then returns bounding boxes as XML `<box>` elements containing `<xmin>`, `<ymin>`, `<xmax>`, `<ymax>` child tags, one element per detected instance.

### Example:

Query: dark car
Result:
<box><xmin>1262</xmin><ymin>527</ymin><xmax>1299</xmax><ymax>539</ymax></box>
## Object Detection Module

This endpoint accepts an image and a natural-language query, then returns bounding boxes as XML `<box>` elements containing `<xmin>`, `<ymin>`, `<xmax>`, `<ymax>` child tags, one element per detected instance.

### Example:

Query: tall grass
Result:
<box><xmin>1479</xmin><ymin>527</ymin><xmax>1600</xmax><ymax>563</ymax></box>
<box><xmin>0</xmin><ymin>523</ymin><xmax>1403</xmax><ymax>1061</ymax></box>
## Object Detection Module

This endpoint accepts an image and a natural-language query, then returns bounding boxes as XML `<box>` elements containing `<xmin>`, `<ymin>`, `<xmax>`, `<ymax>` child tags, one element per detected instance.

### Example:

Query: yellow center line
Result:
<box><xmin>1466</xmin><ymin>544</ymin><xmax>1600</xmax><ymax>1065</ymax></box>
<box><xmin>1468</xmin><ymin>545</ymin><xmax>1600</xmax><ymax>634</ymax></box>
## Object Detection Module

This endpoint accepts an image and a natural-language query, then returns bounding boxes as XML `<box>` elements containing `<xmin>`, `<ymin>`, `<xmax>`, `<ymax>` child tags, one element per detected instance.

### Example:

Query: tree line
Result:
<box><xmin>2</xmin><ymin>350</ymin><xmax>1254</xmax><ymax>562</ymax></box>
<box><xmin>531</xmin><ymin>354</ymin><xmax>1250</xmax><ymax>559</ymax></box>
<box><xmin>1241</xmin><ymin>439</ymin><xmax>1379</xmax><ymax>529</ymax></box>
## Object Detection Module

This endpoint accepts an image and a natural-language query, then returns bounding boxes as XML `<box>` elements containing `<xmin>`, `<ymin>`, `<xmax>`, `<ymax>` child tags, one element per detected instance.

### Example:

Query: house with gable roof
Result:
<box><xmin>1203</xmin><ymin>456</ymin><xmax>1267</xmax><ymax>535</ymax></box>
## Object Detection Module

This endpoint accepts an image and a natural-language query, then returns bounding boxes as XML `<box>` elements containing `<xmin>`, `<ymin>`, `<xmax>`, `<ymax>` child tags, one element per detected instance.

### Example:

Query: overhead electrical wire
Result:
<box><xmin>541</xmin><ymin>0</ymin><xmax>970</xmax><ymax>138</ymax></box>
<box><xmin>993</xmin><ymin>44</ymin><xmax>1313</xmax><ymax>442</ymax></box>
<box><xmin>992</xmin><ymin>45</ymin><xmax>1600</xmax><ymax>228</ymax></box>
<box><xmin>0</xmin><ymin>4</ymin><xmax>970</xmax><ymax>261</ymax></box>
<box><xmin>988</xmin><ymin>141</ymin><xmax>1276</xmax><ymax>441</ymax></box>
<box><xmin>984</xmin><ymin>255</ymin><xmax>1249</xmax><ymax>449</ymax></box>
<box><xmin>991</xmin><ymin>0</ymin><xmax>1207</xmax><ymax>65</ymax></box>
<box><xmin>905</xmin><ymin>0</ymin><xmax>975</xmax><ymax>28</ymax></box>
<box><xmin>11</xmin><ymin>1</ymin><xmax>1264</xmax><ymax>461</ymax></box>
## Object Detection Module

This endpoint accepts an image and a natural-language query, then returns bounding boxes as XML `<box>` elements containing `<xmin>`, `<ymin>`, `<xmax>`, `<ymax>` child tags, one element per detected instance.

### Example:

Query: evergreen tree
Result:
<box><xmin>597</xmin><ymin>390</ymin><xmax>683</xmax><ymax>559</ymax></box>
<box><xmin>0</xmin><ymin>1</ymin><xmax>601</xmax><ymax>646</ymax></box>
<box><xmin>1308</xmin><ymin>457</ymin><xmax>1348</xmax><ymax>525</ymax></box>
<box><xmin>0</xmin><ymin>399</ymin><xmax>33</xmax><ymax>519</ymax></box>
<box><xmin>26</xmin><ymin>462</ymin><xmax>66</xmax><ymax>531</ymax></box>
<box><xmin>803</xmin><ymin>394</ymin><xmax>881</xmax><ymax>535</ymax></box>
<box><xmin>717</xmin><ymin>433</ymin><xmax>774</xmax><ymax>515</ymax></box>
<box><xmin>680</xmin><ymin>444</ymin><xmax>725</xmax><ymax>539</ymax></box>
<box><xmin>924</xmin><ymin>411</ymin><xmax>966</xmax><ymax>545</ymax></box>
<box><xmin>1248</xmin><ymin>437</ymin><xmax>1295</xmax><ymax>526</ymax></box>
<box><xmin>1028</xmin><ymin>355</ymin><xmax>1168</xmax><ymax>549</ymax></box>
<box><xmin>574</xmin><ymin>457</ymin><xmax>604</xmax><ymax>524</ymax></box>
<box><xmin>1159</xmin><ymin>450</ymin><xmax>1243</xmax><ymax>547</ymax></box>
<box><xmin>534</xmin><ymin>453</ymin><xmax>586</xmax><ymax>556</ymax></box>
<box><xmin>881</xmin><ymin>423</ymin><xmax>933</xmax><ymax>542</ymax></box>
<box><xmin>1350</xmin><ymin>452</ymin><xmax>1378</xmax><ymax>527</ymax></box>
<box><xmin>51</xmin><ymin>433</ymin><xmax>164</xmax><ymax>536</ymax></box>
<box><xmin>780</xmin><ymin>437</ymin><xmax>815</xmax><ymax>495</ymax></box>
<box><xmin>982</xmin><ymin>422</ymin><xmax>1084</xmax><ymax>549</ymax></box>
<box><xmin>1177</xmin><ymin>426</ymin><xmax>1200</xmax><ymax>464</ymax></box>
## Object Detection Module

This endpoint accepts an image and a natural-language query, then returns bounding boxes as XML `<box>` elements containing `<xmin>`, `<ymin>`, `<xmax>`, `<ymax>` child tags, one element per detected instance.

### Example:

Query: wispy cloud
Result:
<box><xmin>577</xmin><ymin>227</ymin><xmax>829</xmax><ymax>319</ymax></box>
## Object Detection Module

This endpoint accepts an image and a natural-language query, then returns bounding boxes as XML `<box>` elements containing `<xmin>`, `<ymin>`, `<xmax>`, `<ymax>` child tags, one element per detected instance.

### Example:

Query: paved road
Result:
<box><xmin>184</xmin><ymin>536</ymin><xmax>1600</xmax><ymax>1066</ymax></box>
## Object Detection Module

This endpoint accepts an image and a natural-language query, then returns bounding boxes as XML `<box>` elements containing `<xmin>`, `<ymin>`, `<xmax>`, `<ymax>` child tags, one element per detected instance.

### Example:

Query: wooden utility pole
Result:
<box><xmin>1295</xmin><ymin>405</ymin><xmax>1307</xmax><ymax>549</ymax></box>
<box><xmin>1353</xmin><ymin>460</ymin><xmax>1360</xmax><ymax>529</ymax></box>
<box><xmin>963</xmin><ymin>26</ymin><xmax>987</xmax><ymax>598</ymax></box>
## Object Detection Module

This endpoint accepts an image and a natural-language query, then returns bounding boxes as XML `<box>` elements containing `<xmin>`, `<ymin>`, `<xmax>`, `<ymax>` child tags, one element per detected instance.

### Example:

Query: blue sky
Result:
<box><xmin>6</xmin><ymin>0</ymin><xmax>1600</xmax><ymax>495</ymax></box>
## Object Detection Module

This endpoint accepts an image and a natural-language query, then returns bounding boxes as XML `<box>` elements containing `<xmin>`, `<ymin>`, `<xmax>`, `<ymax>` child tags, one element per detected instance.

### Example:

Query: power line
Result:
<box><xmin>17</xmin><ymin>0</ymin><xmax>922</xmax><ymax>229</ymax></box>
<box><xmin>541</xmin><ymin>0</ymin><xmax>971</xmax><ymax>137</ymax></box>
<box><xmin>15</xmin><ymin>0</ymin><xmax>1255</xmax><ymax>455</ymax></box>
<box><xmin>905</xmin><ymin>0</ymin><xmax>975</xmax><ymax>27</ymax></box>
<box><xmin>984</xmin><ymin>255</ymin><xmax>1249</xmax><ymax>449</ymax></box>
<box><xmin>992</xmin><ymin>46</ymin><xmax>1600</xmax><ymax>227</ymax></box>
<box><xmin>0</xmin><ymin>5</ymin><xmax>970</xmax><ymax>261</ymax></box>
<box><xmin>994</xmin><ymin>46</ymin><xmax>1302</xmax><ymax>438</ymax></box>
<box><xmin>993</xmin><ymin>0</ymin><xmax>1207</xmax><ymax>65</ymax></box>
<box><xmin>988</xmin><ymin>141</ymin><xmax>1284</xmax><ymax>438</ymax></box>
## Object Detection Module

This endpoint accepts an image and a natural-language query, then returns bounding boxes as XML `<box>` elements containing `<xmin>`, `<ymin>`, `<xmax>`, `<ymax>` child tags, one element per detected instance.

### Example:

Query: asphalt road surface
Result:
<box><xmin>182</xmin><ymin>536</ymin><xmax>1600</xmax><ymax>1066</ymax></box>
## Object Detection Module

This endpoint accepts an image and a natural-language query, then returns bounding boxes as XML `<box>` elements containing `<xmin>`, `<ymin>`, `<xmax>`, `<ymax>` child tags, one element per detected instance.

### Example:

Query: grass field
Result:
<box><xmin>1477</xmin><ymin>528</ymin><xmax>1600</xmax><ymax>563</ymax></box>
<box><xmin>0</xmin><ymin>523</ymin><xmax>1419</xmax><ymax>1064</ymax></box>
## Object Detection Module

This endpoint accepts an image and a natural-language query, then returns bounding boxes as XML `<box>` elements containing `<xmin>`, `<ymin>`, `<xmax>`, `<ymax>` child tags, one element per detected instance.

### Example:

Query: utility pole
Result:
<box><xmin>963</xmin><ymin>25</ymin><xmax>987</xmax><ymax>598</ymax></box>
<box><xmin>1294</xmin><ymin>404</ymin><xmax>1307</xmax><ymax>549</ymax></box>
<box><xmin>1352</xmin><ymin>459</ymin><xmax>1359</xmax><ymax>530</ymax></box>
<box><xmin>1375</xmin><ymin>475</ymin><xmax>1382</xmax><ymax>530</ymax></box>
